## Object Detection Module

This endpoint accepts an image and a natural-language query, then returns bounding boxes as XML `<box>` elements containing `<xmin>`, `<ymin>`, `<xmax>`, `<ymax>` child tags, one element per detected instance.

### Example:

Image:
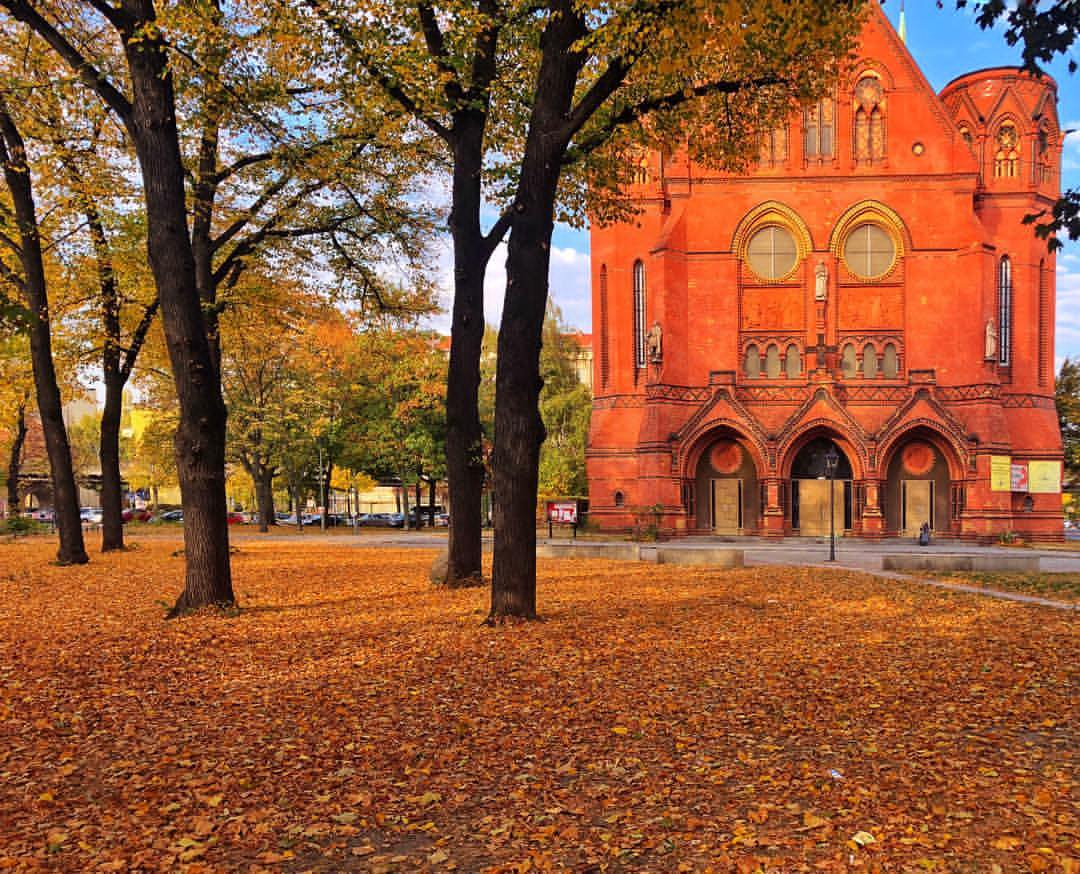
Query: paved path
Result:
<box><xmin>223</xmin><ymin>530</ymin><xmax>1080</xmax><ymax>611</ymax></box>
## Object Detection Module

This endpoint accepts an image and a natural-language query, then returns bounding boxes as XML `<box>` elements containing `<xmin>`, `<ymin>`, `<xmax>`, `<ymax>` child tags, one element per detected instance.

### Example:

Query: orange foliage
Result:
<box><xmin>0</xmin><ymin>539</ymin><xmax>1075</xmax><ymax>871</ymax></box>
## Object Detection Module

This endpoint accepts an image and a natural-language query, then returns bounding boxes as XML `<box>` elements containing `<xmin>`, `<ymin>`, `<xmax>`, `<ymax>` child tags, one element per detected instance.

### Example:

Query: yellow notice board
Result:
<box><xmin>990</xmin><ymin>456</ymin><xmax>1011</xmax><ymax>492</ymax></box>
<box><xmin>1028</xmin><ymin>460</ymin><xmax>1062</xmax><ymax>494</ymax></box>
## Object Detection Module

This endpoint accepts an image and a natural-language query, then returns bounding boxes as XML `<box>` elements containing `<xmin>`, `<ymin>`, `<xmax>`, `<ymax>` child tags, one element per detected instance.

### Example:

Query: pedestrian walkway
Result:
<box><xmin>227</xmin><ymin>529</ymin><xmax>1080</xmax><ymax>611</ymax></box>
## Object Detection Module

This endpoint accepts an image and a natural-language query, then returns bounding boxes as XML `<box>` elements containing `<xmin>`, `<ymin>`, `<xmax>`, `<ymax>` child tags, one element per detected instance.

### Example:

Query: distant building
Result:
<box><xmin>567</xmin><ymin>333</ymin><xmax>593</xmax><ymax>392</ymax></box>
<box><xmin>587</xmin><ymin>6</ymin><xmax>1064</xmax><ymax>542</ymax></box>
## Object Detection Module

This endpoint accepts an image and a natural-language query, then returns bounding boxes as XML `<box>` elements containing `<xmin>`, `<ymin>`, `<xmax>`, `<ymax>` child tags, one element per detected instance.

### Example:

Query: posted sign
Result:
<box><xmin>1011</xmin><ymin>463</ymin><xmax>1029</xmax><ymax>492</ymax></box>
<box><xmin>546</xmin><ymin>501</ymin><xmax>579</xmax><ymax>524</ymax></box>
<box><xmin>1028</xmin><ymin>460</ymin><xmax>1062</xmax><ymax>494</ymax></box>
<box><xmin>990</xmin><ymin>456</ymin><xmax>1011</xmax><ymax>492</ymax></box>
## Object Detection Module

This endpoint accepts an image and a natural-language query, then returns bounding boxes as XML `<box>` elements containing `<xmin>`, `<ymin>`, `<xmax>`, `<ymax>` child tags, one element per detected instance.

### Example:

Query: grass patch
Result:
<box><xmin>928</xmin><ymin>570</ymin><xmax>1080</xmax><ymax>602</ymax></box>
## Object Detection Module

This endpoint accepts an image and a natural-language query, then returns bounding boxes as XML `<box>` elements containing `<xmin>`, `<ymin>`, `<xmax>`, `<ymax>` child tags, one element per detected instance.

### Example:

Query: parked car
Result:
<box><xmin>227</xmin><ymin>511</ymin><xmax>246</xmax><ymax>525</ymax></box>
<box><xmin>435</xmin><ymin>513</ymin><xmax>450</xmax><ymax>527</ymax></box>
<box><xmin>28</xmin><ymin>508</ymin><xmax>54</xmax><ymax>523</ymax></box>
<box><xmin>279</xmin><ymin>513</ymin><xmax>319</xmax><ymax>526</ymax></box>
<box><xmin>122</xmin><ymin>508</ymin><xmax>153</xmax><ymax>523</ymax></box>
<box><xmin>153</xmin><ymin>509</ymin><xmax>184</xmax><ymax>523</ymax></box>
<box><xmin>408</xmin><ymin>505</ymin><xmax>445</xmax><ymax>526</ymax></box>
<box><xmin>366</xmin><ymin>512</ymin><xmax>404</xmax><ymax>528</ymax></box>
<box><xmin>80</xmin><ymin>507</ymin><xmax>103</xmax><ymax>524</ymax></box>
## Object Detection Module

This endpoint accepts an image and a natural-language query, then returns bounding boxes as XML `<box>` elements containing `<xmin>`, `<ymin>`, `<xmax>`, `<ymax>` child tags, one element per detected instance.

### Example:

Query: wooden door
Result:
<box><xmin>799</xmin><ymin>480</ymin><xmax>844</xmax><ymax>537</ymax></box>
<box><xmin>711</xmin><ymin>479</ymin><xmax>742</xmax><ymax>534</ymax></box>
<box><xmin>902</xmin><ymin>480</ymin><xmax>933</xmax><ymax>534</ymax></box>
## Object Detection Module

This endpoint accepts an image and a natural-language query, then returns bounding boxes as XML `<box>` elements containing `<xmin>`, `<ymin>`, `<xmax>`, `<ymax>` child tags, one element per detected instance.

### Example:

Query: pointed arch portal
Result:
<box><xmin>790</xmin><ymin>437</ymin><xmax>853</xmax><ymax>536</ymax></box>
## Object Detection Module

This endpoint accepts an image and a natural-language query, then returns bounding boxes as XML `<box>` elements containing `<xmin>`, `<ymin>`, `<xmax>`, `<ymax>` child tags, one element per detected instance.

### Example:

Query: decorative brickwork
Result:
<box><xmin>586</xmin><ymin>5</ymin><xmax>1064</xmax><ymax>541</ymax></box>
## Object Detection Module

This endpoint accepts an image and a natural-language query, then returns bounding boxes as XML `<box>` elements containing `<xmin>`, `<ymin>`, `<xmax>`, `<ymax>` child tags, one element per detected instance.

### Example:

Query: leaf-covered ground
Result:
<box><xmin>0</xmin><ymin>539</ymin><xmax>1075</xmax><ymax>873</ymax></box>
<box><xmin>921</xmin><ymin>571</ymin><xmax>1080</xmax><ymax>603</ymax></box>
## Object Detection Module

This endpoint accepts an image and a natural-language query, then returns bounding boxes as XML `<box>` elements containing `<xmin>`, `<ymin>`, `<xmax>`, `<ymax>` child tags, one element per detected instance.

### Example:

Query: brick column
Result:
<box><xmin>762</xmin><ymin>477</ymin><xmax>786</xmax><ymax>537</ymax></box>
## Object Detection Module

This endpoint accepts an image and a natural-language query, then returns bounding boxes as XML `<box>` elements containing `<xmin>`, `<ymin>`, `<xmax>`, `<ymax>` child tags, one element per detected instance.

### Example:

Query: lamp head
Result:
<box><xmin>824</xmin><ymin>446</ymin><xmax>840</xmax><ymax>475</ymax></box>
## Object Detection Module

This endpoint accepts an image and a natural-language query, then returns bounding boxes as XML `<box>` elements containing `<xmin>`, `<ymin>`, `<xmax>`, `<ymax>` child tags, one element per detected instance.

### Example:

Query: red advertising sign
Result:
<box><xmin>1010</xmin><ymin>463</ymin><xmax>1029</xmax><ymax>492</ymax></box>
<box><xmin>546</xmin><ymin>501</ymin><xmax>578</xmax><ymax>524</ymax></box>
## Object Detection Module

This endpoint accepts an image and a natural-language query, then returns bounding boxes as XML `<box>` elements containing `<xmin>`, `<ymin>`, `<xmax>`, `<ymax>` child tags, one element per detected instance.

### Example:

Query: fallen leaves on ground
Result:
<box><xmin>0</xmin><ymin>538</ymin><xmax>1076</xmax><ymax>872</ymax></box>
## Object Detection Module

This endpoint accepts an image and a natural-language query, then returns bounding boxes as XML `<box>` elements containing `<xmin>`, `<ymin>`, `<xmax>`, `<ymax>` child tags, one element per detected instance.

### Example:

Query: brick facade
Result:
<box><xmin>586</xmin><ymin>7</ymin><xmax>1065</xmax><ymax>542</ymax></box>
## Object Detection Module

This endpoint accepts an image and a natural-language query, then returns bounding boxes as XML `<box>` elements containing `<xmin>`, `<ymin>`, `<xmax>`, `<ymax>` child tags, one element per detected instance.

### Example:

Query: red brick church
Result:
<box><xmin>586</xmin><ymin>5</ymin><xmax>1065</xmax><ymax>541</ymax></box>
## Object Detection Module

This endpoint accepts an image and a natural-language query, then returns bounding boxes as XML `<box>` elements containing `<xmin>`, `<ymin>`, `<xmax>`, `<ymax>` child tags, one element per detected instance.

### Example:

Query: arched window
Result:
<box><xmin>785</xmin><ymin>344</ymin><xmax>801</xmax><ymax>379</ymax></box>
<box><xmin>843</xmin><ymin>224</ymin><xmax>896</xmax><ymax>279</ymax></box>
<box><xmin>854</xmin><ymin>76</ymin><xmax>885</xmax><ymax>162</ymax></box>
<box><xmin>599</xmin><ymin>265</ymin><xmax>609</xmax><ymax>388</ymax></box>
<box><xmin>1039</xmin><ymin>258</ymin><xmax>1050</xmax><ymax>386</ymax></box>
<box><xmin>765</xmin><ymin>344</ymin><xmax>781</xmax><ymax>378</ymax></box>
<box><xmin>633</xmin><ymin>260</ymin><xmax>647</xmax><ymax>369</ymax></box>
<box><xmin>746</xmin><ymin>225</ymin><xmax>798</xmax><ymax>280</ymax></box>
<box><xmin>882</xmin><ymin>343</ymin><xmax>898</xmax><ymax>379</ymax></box>
<box><xmin>744</xmin><ymin>344</ymin><xmax>761</xmax><ymax>379</ymax></box>
<box><xmin>862</xmin><ymin>343</ymin><xmax>878</xmax><ymax>379</ymax></box>
<box><xmin>994</xmin><ymin>122</ymin><xmax>1019</xmax><ymax>178</ymax></box>
<box><xmin>614</xmin><ymin>491</ymin><xmax>625</xmax><ymax>508</ymax></box>
<box><xmin>998</xmin><ymin>256</ymin><xmax>1012</xmax><ymax>365</ymax></box>
<box><xmin>760</xmin><ymin>125</ymin><xmax>788</xmax><ymax>167</ymax></box>
<box><xmin>958</xmin><ymin>123</ymin><xmax>974</xmax><ymax>151</ymax></box>
<box><xmin>804</xmin><ymin>97</ymin><xmax>835</xmax><ymax>159</ymax></box>
<box><xmin>841</xmin><ymin>343</ymin><xmax>857</xmax><ymax>378</ymax></box>
<box><xmin>627</xmin><ymin>151</ymin><xmax>649</xmax><ymax>185</ymax></box>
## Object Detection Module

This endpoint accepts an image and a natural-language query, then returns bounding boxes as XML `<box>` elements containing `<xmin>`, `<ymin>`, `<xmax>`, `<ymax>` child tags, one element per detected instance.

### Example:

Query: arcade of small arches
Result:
<box><xmin>680</xmin><ymin>425</ymin><xmax>965</xmax><ymax>538</ymax></box>
<box><xmin>742</xmin><ymin>338</ymin><xmax>902</xmax><ymax>381</ymax></box>
<box><xmin>621</xmin><ymin>195</ymin><xmax>1018</xmax><ymax>383</ymax></box>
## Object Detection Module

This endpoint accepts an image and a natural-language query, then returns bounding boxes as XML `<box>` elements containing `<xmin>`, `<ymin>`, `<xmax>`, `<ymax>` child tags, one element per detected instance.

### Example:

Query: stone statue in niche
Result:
<box><xmin>815</xmin><ymin>261</ymin><xmax>828</xmax><ymax>301</ymax></box>
<box><xmin>647</xmin><ymin>320</ymin><xmax>663</xmax><ymax>363</ymax></box>
<box><xmin>984</xmin><ymin>318</ymin><xmax>997</xmax><ymax>361</ymax></box>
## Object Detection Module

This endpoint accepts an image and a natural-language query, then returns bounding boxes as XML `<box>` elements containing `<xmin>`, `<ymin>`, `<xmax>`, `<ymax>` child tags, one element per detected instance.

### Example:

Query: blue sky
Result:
<box><xmin>476</xmin><ymin>1</ymin><xmax>1080</xmax><ymax>367</ymax></box>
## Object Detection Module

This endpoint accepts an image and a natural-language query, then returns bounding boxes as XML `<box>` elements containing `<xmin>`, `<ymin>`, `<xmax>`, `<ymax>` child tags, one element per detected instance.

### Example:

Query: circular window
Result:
<box><xmin>746</xmin><ymin>225</ymin><xmax>798</xmax><ymax>280</ymax></box>
<box><xmin>843</xmin><ymin>224</ymin><xmax>896</xmax><ymax>279</ymax></box>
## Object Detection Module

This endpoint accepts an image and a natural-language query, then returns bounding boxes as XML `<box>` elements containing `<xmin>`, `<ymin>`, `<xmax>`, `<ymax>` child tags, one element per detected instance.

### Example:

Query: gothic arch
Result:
<box><xmin>828</xmin><ymin>200</ymin><xmax>911</xmax><ymax>262</ymax></box>
<box><xmin>845</xmin><ymin>60</ymin><xmax>896</xmax><ymax>92</ymax></box>
<box><xmin>778</xmin><ymin>421</ymin><xmax>869</xmax><ymax>481</ymax></box>
<box><xmin>731</xmin><ymin>201</ymin><xmax>814</xmax><ymax>262</ymax></box>
<box><xmin>875</xmin><ymin>389</ymin><xmax>972</xmax><ymax>476</ymax></box>
<box><xmin>991</xmin><ymin>114</ymin><xmax>1023</xmax><ymax>179</ymax></box>
<box><xmin>682</xmin><ymin>422</ymin><xmax>768</xmax><ymax>484</ymax></box>
<box><xmin>877</xmin><ymin>422</ymin><xmax>967</xmax><ymax>482</ymax></box>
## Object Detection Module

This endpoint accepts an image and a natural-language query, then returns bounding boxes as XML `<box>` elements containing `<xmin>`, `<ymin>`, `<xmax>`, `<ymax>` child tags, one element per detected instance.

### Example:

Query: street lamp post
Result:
<box><xmin>824</xmin><ymin>446</ymin><xmax>839</xmax><ymax>562</ymax></box>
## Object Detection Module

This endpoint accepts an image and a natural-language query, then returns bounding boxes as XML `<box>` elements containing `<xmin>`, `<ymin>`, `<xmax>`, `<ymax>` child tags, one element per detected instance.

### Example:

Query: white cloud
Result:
<box><xmin>426</xmin><ymin>233</ymin><xmax>592</xmax><ymax>335</ymax></box>
<box><xmin>1057</xmin><ymin>258</ymin><xmax>1080</xmax><ymax>367</ymax></box>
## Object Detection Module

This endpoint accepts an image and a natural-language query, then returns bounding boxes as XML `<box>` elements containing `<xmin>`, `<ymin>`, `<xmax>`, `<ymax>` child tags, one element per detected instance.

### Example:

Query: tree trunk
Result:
<box><xmin>444</xmin><ymin>120</ymin><xmax>491</xmax><ymax>586</ymax></box>
<box><xmin>254</xmin><ymin>465</ymin><xmax>275</xmax><ymax>533</ymax></box>
<box><xmin>118</xmin><ymin>12</ymin><xmax>234</xmax><ymax>615</ymax></box>
<box><xmin>0</xmin><ymin>103</ymin><xmax>87</xmax><ymax>565</ymax></box>
<box><xmin>99</xmin><ymin>372</ymin><xmax>125</xmax><ymax>551</ymax></box>
<box><xmin>401</xmin><ymin>476</ymin><xmax>411</xmax><ymax>531</ymax></box>
<box><xmin>490</xmin><ymin>220</ymin><xmax>550</xmax><ymax>620</ymax></box>
<box><xmin>489</xmin><ymin>2</ymin><xmax>584</xmax><ymax>620</ymax></box>
<box><xmin>65</xmin><ymin>137</ymin><xmax>154</xmax><ymax>553</ymax></box>
<box><xmin>6</xmin><ymin>401</ymin><xmax>26</xmax><ymax>517</ymax></box>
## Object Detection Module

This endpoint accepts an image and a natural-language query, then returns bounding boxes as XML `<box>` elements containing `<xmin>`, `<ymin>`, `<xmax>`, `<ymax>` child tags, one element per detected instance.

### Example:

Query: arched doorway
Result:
<box><xmin>694</xmin><ymin>435</ymin><xmax>760</xmax><ymax>534</ymax></box>
<box><xmin>882</xmin><ymin>433</ymin><xmax>956</xmax><ymax>535</ymax></box>
<box><xmin>790</xmin><ymin>436</ymin><xmax>853</xmax><ymax>536</ymax></box>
